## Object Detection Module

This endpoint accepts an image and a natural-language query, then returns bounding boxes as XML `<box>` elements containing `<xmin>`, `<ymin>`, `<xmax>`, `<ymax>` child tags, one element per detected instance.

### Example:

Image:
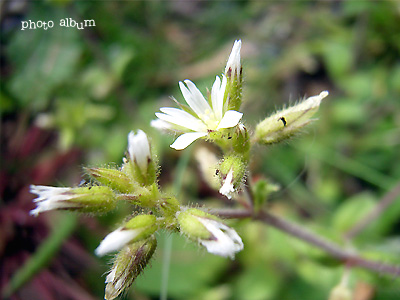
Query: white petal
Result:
<box><xmin>219</xmin><ymin>169</ymin><xmax>235</xmax><ymax>199</ymax></box>
<box><xmin>197</xmin><ymin>218</ymin><xmax>243</xmax><ymax>259</ymax></box>
<box><xmin>155</xmin><ymin>112</ymin><xmax>207</xmax><ymax>132</ymax></box>
<box><xmin>29</xmin><ymin>185</ymin><xmax>77</xmax><ymax>216</ymax></box>
<box><xmin>105</xmin><ymin>267</ymin><xmax>116</xmax><ymax>283</ymax></box>
<box><xmin>159</xmin><ymin>107</ymin><xmax>207</xmax><ymax>132</ymax></box>
<box><xmin>211</xmin><ymin>76</ymin><xmax>221</xmax><ymax>118</ymax></box>
<box><xmin>151</xmin><ymin>119</ymin><xmax>175</xmax><ymax>131</ymax></box>
<box><xmin>179</xmin><ymin>80</ymin><xmax>212</xmax><ymax>120</ymax></box>
<box><xmin>95</xmin><ymin>228</ymin><xmax>140</xmax><ymax>256</ymax></box>
<box><xmin>217</xmin><ymin>110</ymin><xmax>243</xmax><ymax>129</ymax></box>
<box><xmin>128</xmin><ymin>130</ymin><xmax>151</xmax><ymax>173</ymax></box>
<box><xmin>211</xmin><ymin>75</ymin><xmax>227</xmax><ymax>120</ymax></box>
<box><xmin>170</xmin><ymin>132</ymin><xmax>207</xmax><ymax>150</ymax></box>
<box><xmin>225</xmin><ymin>40</ymin><xmax>241</xmax><ymax>75</ymax></box>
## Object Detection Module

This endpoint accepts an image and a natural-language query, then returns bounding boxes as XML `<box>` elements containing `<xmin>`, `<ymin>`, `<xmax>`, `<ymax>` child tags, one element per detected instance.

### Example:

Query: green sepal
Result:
<box><xmin>85</xmin><ymin>167</ymin><xmax>135</xmax><ymax>193</ymax></box>
<box><xmin>68</xmin><ymin>186</ymin><xmax>116</xmax><ymax>213</ymax></box>
<box><xmin>105</xmin><ymin>236</ymin><xmax>157</xmax><ymax>300</ymax></box>
<box><xmin>124</xmin><ymin>214</ymin><xmax>158</xmax><ymax>242</ymax></box>
<box><xmin>177</xmin><ymin>208</ymin><xmax>220</xmax><ymax>240</ymax></box>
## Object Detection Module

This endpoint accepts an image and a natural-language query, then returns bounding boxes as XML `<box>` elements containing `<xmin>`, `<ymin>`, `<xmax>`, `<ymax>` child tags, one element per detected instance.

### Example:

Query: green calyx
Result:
<box><xmin>85</xmin><ymin>167</ymin><xmax>135</xmax><ymax>193</ymax></box>
<box><xmin>226</xmin><ymin>69</ymin><xmax>243</xmax><ymax>111</ymax></box>
<box><xmin>69</xmin><ymin>186</ymin><xmax>116</xmax><ymax>213</ymax></box>
<box><xmin>124</xmin><ymin>214</ymin><xmax>158</xmax><ymax>242</ymax></box>
<box><xmin>219</xmin><ymin>154</ymin><xmax>247</xmax><ymax>190</ymax></box>
<box><xmin>177</xmin><ymin>208</ymin><xmax>219</xmax><ymax>240</ymax></box>
<box><xmin>122</xmin><ymin>154</ymin><xmax>158</xmax><ymax>187</ymax></box>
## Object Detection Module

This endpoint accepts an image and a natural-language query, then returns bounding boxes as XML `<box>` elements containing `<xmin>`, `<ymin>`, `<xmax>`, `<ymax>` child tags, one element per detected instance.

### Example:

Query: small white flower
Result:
<box><xmin>29</xmin><ymin>185</ymin><xmax>77</xmax><ymax>216</ymax></box>
<box><xmin>219</xmin><ymin>169</ymin><xmax>235</xmax><ymax>199</ymax></box>
<box><xmin>95</xmin><ymin>227</ymin><xmax>141</xmax><ymax>257</ymax></box>
<box><xmin>127</xmin><ymin>130</ymin><xmax>151</xmax><ymax>173</ymax></box>
<box><xmin>152</xmin><ymin>76</ymin><xmax>243</xmax><ymax>150</ymax></box>
<box><xmin>225</xmin><ymin>39</ymin><xmax>242</xmax><ymax>79</ymax></box>
<box><xmin>196</xmin><ymin>217</ymin><xmax>243</xmax><ymax>259</ymax></box>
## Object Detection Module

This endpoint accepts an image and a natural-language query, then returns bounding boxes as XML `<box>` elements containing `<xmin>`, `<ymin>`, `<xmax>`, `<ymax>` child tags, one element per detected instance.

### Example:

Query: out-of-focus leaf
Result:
<box><xmin>332</xmin><ymin>193</ymin><xmax>375</xmax><ymax>234</ymax></box>
<box><xmin>8</xmin><ymin>9</ymin><xmax>81</xmax><ymax>110</ymax></box>
<box><xmin>233</xmin><ymin>264</ymin><xmax>281</xmax><ymax>300</ymax></box>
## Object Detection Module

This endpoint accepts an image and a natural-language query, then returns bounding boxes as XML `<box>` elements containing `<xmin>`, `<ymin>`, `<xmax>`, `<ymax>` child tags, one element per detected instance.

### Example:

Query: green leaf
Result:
<box><xmin>332</xmin><ymin>193</ymin><xmax>376</xmax><ymax>234</ymax></box>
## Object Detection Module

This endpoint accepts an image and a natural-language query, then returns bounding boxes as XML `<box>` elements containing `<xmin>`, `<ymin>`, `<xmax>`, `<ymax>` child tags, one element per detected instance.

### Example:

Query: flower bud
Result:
<box><xmin>123</xmin><ymin>130</ymin><xmax>157</xmax><ymax>185</ymax></box>
<box><xmin>255</xmin><ymin>91</ymin><xmax>329</xmax><ymax>145</ymax></box>
<box><xmin>95</xmin><ymin>214</ymin><xmax>158</xmax><ymax>256</ymax></box>
<box><xmin>328</xmin><ymin>284</ymin><xmax>352</xmax><ymax>300</ymax></box>
<box><xmin>104</xmin><ymin>236</ymin><xmax>157</xmax><ymax>300</ymax></box>
<box><xmin>177</xmin><ymin>208</ymin><xmax>243</xmax><ymax>259</ymax></box>
<box><xmin>85</xmin><ymin>167</ymin><xmax>135</xmax><ymax>193</ymax></box>
<box><xmin>225</xmin><ymin>40</ymin><xmax>242</xmax><ymax>82</ymax></box>
<box><xmin>224</xmin><ymin>40</ymin><xmax>243</xmax><ymax>111</ymax></box>
<box><xmin>218</xmin><ymin>155</ymin><xmax>246</xmax><ymax>199</ymax></box>
<box><xmin>30</xmin><ymin>185</ymin><xmax>116</xmax><ymax>216</ymax></box>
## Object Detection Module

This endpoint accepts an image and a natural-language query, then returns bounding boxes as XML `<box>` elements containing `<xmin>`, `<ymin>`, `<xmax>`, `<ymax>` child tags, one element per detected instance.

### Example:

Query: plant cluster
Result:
<box><xmin>30</xmin><ymin>40</ymin><xmax>329</xmax><ymax>300</ymax></box>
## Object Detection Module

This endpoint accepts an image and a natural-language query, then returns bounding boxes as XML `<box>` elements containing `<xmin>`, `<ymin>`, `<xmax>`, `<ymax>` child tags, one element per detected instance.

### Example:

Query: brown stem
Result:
<box><xmin>210</xmin><ymin>208</ymin><xmax>400</xmax><ymax>277</ymax></box>
<box><xmin>345</xmin><ymin>181</ymin><xmax>400</xmax><ymax>240</ymax></box>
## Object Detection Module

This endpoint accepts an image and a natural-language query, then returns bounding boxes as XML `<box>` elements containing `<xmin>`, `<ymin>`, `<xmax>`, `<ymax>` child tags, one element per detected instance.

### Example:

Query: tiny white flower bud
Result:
<box><xmin>128</xmin><ymin>130</ymin><xmax>151</xmax><ymax>174</ymax></box>
<box><xmin>225</xmin><ymin>40</ymin><xmax>242</xmax><ymax>79</ymax></box>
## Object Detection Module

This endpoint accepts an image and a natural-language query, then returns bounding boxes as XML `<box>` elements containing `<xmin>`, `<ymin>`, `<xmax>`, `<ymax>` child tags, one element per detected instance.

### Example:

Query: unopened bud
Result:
<box><xmin>255</xmin><ymin>91</ymin><xmax>329</xmax><ymax>145</ymax></box>
<box><xmin>30</xmin><ymin>185</ymin><xmax>116</xmax><ymax>216</ymax></box>
<box><xmin>85</xmin><ymin>167</ymin><xmax>135</xmax><ymax>193</ymax></box>
<box><xmin>105</xmin><ymin>236</ymin><xmax>157</xmax><ymax>300</ymax></box>
<box><xmin>177</xmin><ymin>208</ymin><xmax>243</xmax><ymax>259</ymax></box>
<box><xmin>224</xmin><ymin>40</ymin><xmax>243</xmax><ymax>111</ymax></box>
<box><xmin>123</xmin><ymin>130</ymin><xmax>157</xmax><ymax>185</ymax></box>
<box><xmin>95</xmin><ymin>214</ymin><xmax>158</xmax><ymax>256</ymax></box>
<box><xmin>225</xmin><ymin>40</ymin><xmax>242</xmax><ymax>82</ymax></box>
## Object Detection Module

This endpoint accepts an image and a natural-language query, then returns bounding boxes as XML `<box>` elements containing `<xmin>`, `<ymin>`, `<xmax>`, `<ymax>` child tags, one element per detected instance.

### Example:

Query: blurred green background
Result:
<box><xmin>1</xmin><ymin>1</ymin><xmax>400</xmax><ymax>300</ymax></box>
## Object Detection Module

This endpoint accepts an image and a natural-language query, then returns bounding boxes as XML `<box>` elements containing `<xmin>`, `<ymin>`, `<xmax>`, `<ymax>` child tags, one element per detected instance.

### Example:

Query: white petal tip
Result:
<box><xmin>170</xmin><ymin>132</ymin><xmax>207</xmax><ymax>150</ymax></box>
<box><xmin>319</xmin><ymin>91</ymin><xmax>329</xmax><ymax>99</ymax></box>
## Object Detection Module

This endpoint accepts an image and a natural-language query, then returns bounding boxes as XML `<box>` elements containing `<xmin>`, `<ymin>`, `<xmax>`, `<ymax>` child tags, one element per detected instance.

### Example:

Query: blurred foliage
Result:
<box><xmin>1</xmin><ymin>1</ymin><xmax>400</xmax><ymax>300</ymax></box>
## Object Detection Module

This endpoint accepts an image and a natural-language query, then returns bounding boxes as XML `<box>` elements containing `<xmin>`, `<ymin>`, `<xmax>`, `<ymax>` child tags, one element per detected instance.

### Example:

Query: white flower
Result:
<box><xmin>225</xmin><ymin>39</ymin><xmax>242</xmax><ymax>78</ymax></box>
<box><xmin>219</xmin><ymin>169</ymin><xmax>235</xmax><ymax>199</ymax></box>
<box><xmin>29</xmin><ymin>185</ymin><xmax>76</xmax><ymax>216</ymax></box>
<box><xmin>127</xmin><ymin>130</ymin><xmax>151</xmax><ymax>173</ymax></box>
<box><xmin>152</xmin><ymin>76</ymin><xmax>243</xmax><ymax>150</ymax></box>
<box><xmin>95</xmin><ymin>227</ymin><xmax>141</xmax><ymax>257</ymax></box>
<box><xmin>196</xmin><ymin>217</ymin><xmax>243</xmax><ymax>259</ymax></box>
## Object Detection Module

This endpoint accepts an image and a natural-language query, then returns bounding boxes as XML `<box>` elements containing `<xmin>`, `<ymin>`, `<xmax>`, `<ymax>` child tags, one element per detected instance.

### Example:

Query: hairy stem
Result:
<box><xmin>210</xmin><ymin>208</ymin><xmax>400</xmax><ymax>277</ymax></box>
